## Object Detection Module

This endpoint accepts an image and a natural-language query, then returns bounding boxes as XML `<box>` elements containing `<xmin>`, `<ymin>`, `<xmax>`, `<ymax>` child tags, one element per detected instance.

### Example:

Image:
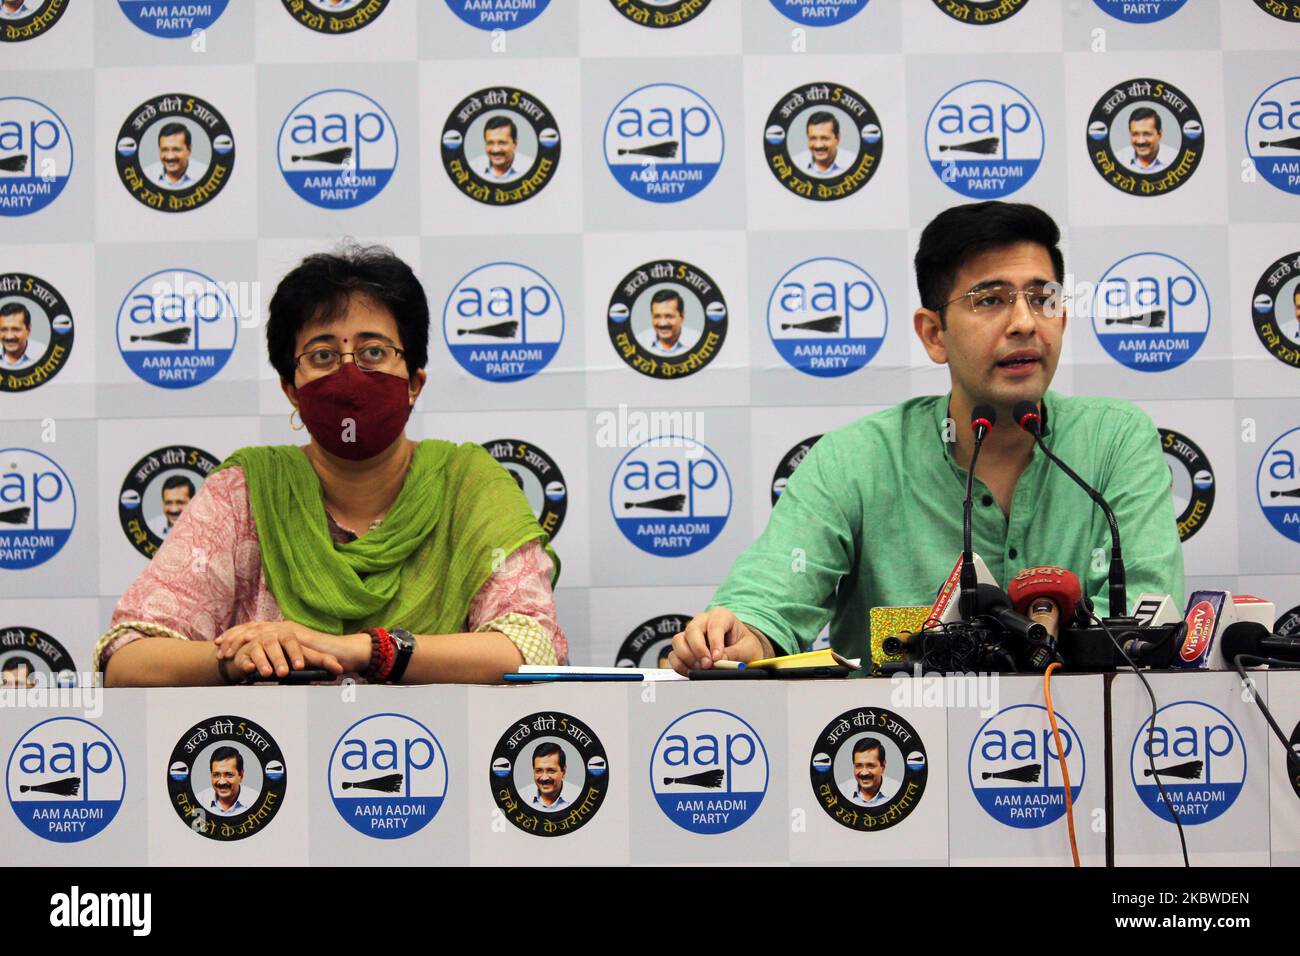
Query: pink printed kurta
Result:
<box><xmin>102</xmin><ymin>466</ymin><xmax>566</xmax><ymax>669</ymax></box>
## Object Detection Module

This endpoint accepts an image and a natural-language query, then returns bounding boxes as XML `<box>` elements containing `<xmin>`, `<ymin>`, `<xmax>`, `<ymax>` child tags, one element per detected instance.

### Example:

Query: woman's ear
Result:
<box><xmin>280</xmin><ymin>378</ymin><xmax>299</xmax><ymax>409</ymax></box>
<box><xmin>408</xmin><ymin>368</ymin><xmax>427</xmax><ymax>406</ymax></box>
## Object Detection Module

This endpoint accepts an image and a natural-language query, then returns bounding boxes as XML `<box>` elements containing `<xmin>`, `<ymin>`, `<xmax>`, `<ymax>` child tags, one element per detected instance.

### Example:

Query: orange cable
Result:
<box><xmin>1044</xmin><ymin>662</ymin><xmax>1081</xmax><ymax>867</ymax></box>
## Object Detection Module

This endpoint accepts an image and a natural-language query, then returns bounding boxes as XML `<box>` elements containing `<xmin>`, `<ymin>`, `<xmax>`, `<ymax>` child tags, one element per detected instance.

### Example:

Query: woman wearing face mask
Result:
<box><xmin>97</xmin><ymin>245</ymin><xmax>565</xmax><ymax>686</ymax></box>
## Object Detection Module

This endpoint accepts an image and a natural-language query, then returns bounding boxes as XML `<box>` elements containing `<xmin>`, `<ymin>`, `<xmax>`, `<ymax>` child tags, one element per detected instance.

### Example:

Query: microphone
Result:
<box><xmin>1008</xmin><ymin>565</ymin><xmax>1081</xmax><ymax>670</ymax></box>
<box><xmin>1219</xmin><ymin>621</ymin><xmax>1300</xmax><ymax>666</ymax></box>
<box><xmin>972</xmin><ymin>583</ymin><xmax>1052</xmax><ymax>671</ymax></box>
<box><xmin>1178</xmin><ymin>590</ymin><xmax>1238</xmax><ymax>670</ymax></box>
<box><xmin>960</xmin><ymin>404</ymin><xmax>997</xmax><ymax>621</ymax></box>
<box><xmin>1013</xmin><ymin>400</ymin><xmax>1128</xmax><ymax>619</ymax></box>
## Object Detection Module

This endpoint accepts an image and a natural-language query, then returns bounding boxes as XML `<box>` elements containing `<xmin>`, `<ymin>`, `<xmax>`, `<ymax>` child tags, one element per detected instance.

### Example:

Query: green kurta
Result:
<box><xmin>710</xmin><ymin>392</ymin><xmax>1184</xmax><ymax>660</ymax></box>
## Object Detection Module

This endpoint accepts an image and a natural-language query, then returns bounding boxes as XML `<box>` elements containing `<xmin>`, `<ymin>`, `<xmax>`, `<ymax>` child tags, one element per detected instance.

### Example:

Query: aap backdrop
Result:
<box><xmin>1</xmin><ymin>0</ymin><xmax>1300</xmax><ymax>679</ymax></box>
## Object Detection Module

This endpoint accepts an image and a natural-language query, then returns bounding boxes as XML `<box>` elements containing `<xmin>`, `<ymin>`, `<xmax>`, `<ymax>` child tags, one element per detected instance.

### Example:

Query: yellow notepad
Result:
<box><xmin>746</xmin><ymin>648</ymin><xmax>860</xmax><ymax>670</ymax></box>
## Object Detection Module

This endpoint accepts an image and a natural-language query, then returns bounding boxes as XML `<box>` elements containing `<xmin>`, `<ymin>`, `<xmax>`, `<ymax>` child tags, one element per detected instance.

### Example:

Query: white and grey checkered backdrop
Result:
<box><xmin>2</xmin><ymin>0</ymin><xmax>1299</xmax><ymax>679</ymax></box>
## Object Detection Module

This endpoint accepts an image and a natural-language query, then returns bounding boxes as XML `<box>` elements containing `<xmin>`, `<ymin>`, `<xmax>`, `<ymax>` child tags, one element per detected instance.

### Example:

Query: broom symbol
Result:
<box><xmin>19</xmin><ymin>776</ymin><xmax>81</xmax><ymax>797</ymax></box>
<box><xmin>781</xmin><ymin>315</ymin><xmax>842</xmax><ymax>334</ymax></box>
<box><xmin>341</xmin><ymin>773</ymin><xmax>403</xmax><ymax>793</ymax></box>
<box><xmin>291</xmin><ymin>147</ymin><xmax>354</xmax><ymax>165</ymax></box>
<box><xmin>624</xmin><ymin>493</ymin><xmax>686</xmax><ymax>512</ymax></box>
<box><xmin>663</xmin><ymin>769</ymin><xmax>725</xmax><ymax>789</ymax></box>
<box><xmin>617</xmin><ymin>141</ymin><xmax>679</xmax><ymax>159</ymax></box>
<box><xmin>457</xmin><ymin>320</ymin><xmax>519</xmax><ymax>338</ymax></box>
<box><xmin>1270</xmin><ymin>487</ymin><xmax>1300</xmax><ymax>499</ymax></box>
<box><xmin>129</xmin><ymin>327</ymin><xmax>192</xmax><ymax>345</ymax></box>
<box><xmin>938</xmin><ymin>137</ymin><xmax>1000</xmax><ymax>155</ymax></box>
<box><xmin>0</xmin><ymin>153</ymin><xmax>29</xmax><ymax>173</ymax></box>
<box><xmin>1144</xmin><ymin>759</ymin><xmax>1202</xmax><ymax>780</ymax></box>
<box><xmin>981</xmin><ymin>763</ymin><xmax>1041</xmax><ymax>783</ymax></box>
<box><xmin>1104</xmin><ymin>310</ymin><xmax>1165</xmax><ymax>328</ymax></box>
<box><xmin>0</xmin><ymin>506</ymin><xmax>32</xmax><ymax>525</ymax></box>
<box><xmin>1258</xmin><ymin>135</ymin><xmax>1300</xmax><ymax>151</ymax></box>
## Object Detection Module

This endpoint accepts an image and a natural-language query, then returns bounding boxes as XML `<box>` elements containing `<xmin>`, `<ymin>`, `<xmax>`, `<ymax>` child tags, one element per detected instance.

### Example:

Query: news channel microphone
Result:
<box><xmin>1219</xmin><ymin>620</ymin><xmax>1300</xmax><ymax>667</ymax></box>
<box><xmin>1008</xmin><ymin>565</ymin><xmax>1081</xmax><ymax>670</ymax></box>
<box><xmin>1012</xmin><ymin>399</ymin><xmax>1129</xmax><ymax>620</ymax></box>
<box><xmin>959</xmin><ymin>404</ymin><xmax>997</xmax><ymax>621</ymax></box>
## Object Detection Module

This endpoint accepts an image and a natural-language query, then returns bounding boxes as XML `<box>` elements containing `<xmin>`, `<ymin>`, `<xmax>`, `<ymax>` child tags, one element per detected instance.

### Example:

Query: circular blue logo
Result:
<box><xmin>117</xmin><ymin>0</ymin><xmax>231</xmax><ymax>37</ymax></box>
<box><xmin>968</xmin><ymin>704</ymin><xmax>1085</xmax><ymax>829</ymax></box>
<box><xmin>7</xmin><ymin>717</ymin><xmax>125</xmax><ymax>843</ymax></box>
<box><xmin>1246</xmin><ymin>76</ymin><xmax>1300</xmax><ymax>197</ymax></box>
<box><xmin>767</xmin><ymin>257</ymin><xmax>887</xmax><ymax>378</ymax></box>
<box><xmin>0</xmin><ymin>96</ymin><xmax>73</xmax><ymax>216</ymax></box>
<box><xmin>1090</xmin><ymin>0</ymin><xmax>1189</xmax><ymax>23</ymax></box>
<box><xmin>1130</xmin><ymin>700</ymin><xmax>1245</xmax><ymax>824</ymax></box>
<box><xmin>116</xmin><ymin>269</ymin><xmax>238</xmax><ymax>389</ymax></box>
<box><xmin>1090</xmin><ymin>251</ymin><xmax>1209</xmax><ymax>372</ymax></box>
<box><xmin>443</xmin><ymin>262</ymin><xmax>563</xmax><ymax>382</ymax></box>
<box><xmin>610</xmin><ymin>436</ymin><xmax>732</xmax><ymax>557</ymax></box>
<box><xmin>0</xmin><ymin>448</ymin><xmax>76</xmax><ymax>570</ymax></box>
<box><xmin>604</xmin><ymin>83</ymin><xmax>724</xmax><ymax>203</ymax></box>
<box><xmin>768</xmin><ymin>0</ymin><xmax>870</xmax><ymax>25</ymax></box>
<box><xmin>925</xmin><ymin>79</ymin><xmax>1044</xmax><ymax>199</ymax></box>
<box><xmin>444</xmin><ymin>0</ymin><xmax>550</xmax><ymax>30</ymax></box>
<box><xmin>650</xmin><ymin>708</ymin><xmax>768</xmax><ymax>834</ymax></box>
<box><xmin>328</xmin><ymin>713</ymin><xmax>448</xmax><ymax>840</ymax></box>
<box><xmin>1258</xmin><ymin>426</ymin><xmax>1300</xmax><ymax>543</ymax></box>
<box><xmin>278</xmin><ymin>89</ymin><xmax>398</xmax><ymax>209</ymax></box>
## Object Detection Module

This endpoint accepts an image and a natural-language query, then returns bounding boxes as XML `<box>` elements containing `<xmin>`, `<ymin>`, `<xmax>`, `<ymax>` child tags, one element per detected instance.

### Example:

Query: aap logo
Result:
<box><xmin>117</xmin><ymin>0</ymin><xmax>231</xmax><ymax>37</ymax></box>
<box><xmin>7</xmin><ymin>717</ymin><xmax>125</xmax><ymax>843</ymax></box>
<box><xmin>1130</xmin><ymin>700</ymin><xmax>1246</xmax><ymax>824</ymax></box>
<box><xmin>445</xmin><ymin>0</ymin><xmax>551</xmax><ymax>30</ymax></box>
<box><xmin>603</xmin><ymin>83</ymin><xmax>724</xmax><ymax>203</ymax></box>
<box><xmin>116</xmin><ymin>269</ymin><xmax>238</xmax><ymax>389</ymax></box>
<box><xmin>650</xmin><ymin>709</ymin><xmax>769</xmax><ymax>835</ymax></box>
<box><xmin>1246</xmin><ymin>76</ymin><xmax>1300</xmax><ymax>197</ymax></box>
<box><xmin>1090</xmin><ymin>252</ymin><xmax>1210</xmax><ymax>372</ymax></box>
<box><xmin>278</xmin><ymin>89</ymin><xmax>398</xmax><ymax>209</ymax></box>
<box><xmin>768</xmin><ymin>0</ymin><xmax>870</xmax><ymax>25</ymax></box>
<box><xmin>610</xmin><ymin>436</ymin><xmax>731</xmax><ymax>558</ymax></box>
<box><xmin>925</xmin><ymin>80</ymin><xmax>1044</xmax><ymax>199</ymax></box>
<box><xmin>443</xmin><ymin>262</ymin><xmax>563</xmax><ymax>383</ymax></box>
<box><xmin>766</xmin><ymin>257</ymin><xmax>887</xmax><ymax>378</ymax></box>
<box><xmin>328</xmin><ymin>713</ymin><xmax>448</xmax><ymax>840</ymax></box>
<box><xmin>0</xmin><ymin>449</ymin><xmax>76</xmax><ymax>570</ymax></box>
<box><xmin>967</xmin><ymin>704</ymin><xmax>1085</xmax><ymax>830</ymax></box>
<box><xmin>1090</xmin><ymin>0</ymin><xmax>1188</xmax><ymax>23</ymax></box>
<box><xmin>1257</xmin><ymin>426</ymin><xmax>1300</xmax><ymax>544</ymax></box>
<box><xmin>0</xmin><ymin>97</ymin><xmax>73</xmax><ymax>216</ymax></box>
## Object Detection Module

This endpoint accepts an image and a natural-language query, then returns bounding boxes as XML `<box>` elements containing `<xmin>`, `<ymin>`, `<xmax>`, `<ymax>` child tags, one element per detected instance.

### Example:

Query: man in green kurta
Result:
<box><xmin>669</xmin><ymin>201</ymin><xmax>1183</xmax><ymax>672</ymax></box>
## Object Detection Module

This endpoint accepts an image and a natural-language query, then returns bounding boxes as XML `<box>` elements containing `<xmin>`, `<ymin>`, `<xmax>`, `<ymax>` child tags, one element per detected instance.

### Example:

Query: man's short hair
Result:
<box><xmin>210</xmin><ymin>746</ymin><xmax>243</xmax><ymax>773</ymax></box>
<box><xmin>157</xmin><ymin>122</ymin><xmax>192</xmax><ymax>148</ymax></box>
<box><xmin>161</xmin><ymin>474</ymin><xmax>195</xmax><ymax>497</ymax></box>
<box><xmin>1128</xmin><ymin>107</ymin><xmax>1162</xmax><ymax>134</ymax></box>
<box><xmin>532</xmin><ymin>741</ymin><xmax>565</xmax><ymax>770</ymax></box>
<box><xmin>806</xmin><ymin>110</ymin><xmax>840</xmax><ymax>138</ymax></box>
<box><xmin>852</xmin><ymin>737</ymin><xmax>886</xmax><ymax>764</ymax></box>
<box><xmin>2</xmin><ymin>657</ymin><xmax>31</xmax><ymax>676</ymax></box>
<box><xmin>0</xmin><ymin>301</ymin><xmax>31</xmax><ymax>329</ymax></box>
<box><xmin>914</xmin><ymin>201</ymin><xmax>1065</xmax><ymax>323</ymax></box>
<box><xmin>267</xmin><ymin>242</ymin><xmax>429</xmax><ymax>383</ymax></box>
<box><xmin>484</xmin><ymin>114</ymin><xmax>518</xmax><ymax>143</ymax></box>
<box><xmin>650</xmin><ymin>288</ymin><xmax>685</xmax><ymax>316</ymax></box>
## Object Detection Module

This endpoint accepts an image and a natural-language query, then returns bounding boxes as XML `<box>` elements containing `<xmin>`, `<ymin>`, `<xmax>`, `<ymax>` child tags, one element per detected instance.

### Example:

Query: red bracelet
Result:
<box><xmin>365</xmin><ymin>628</ymin><xmax>394</xmax><ymax>682</ymax></box>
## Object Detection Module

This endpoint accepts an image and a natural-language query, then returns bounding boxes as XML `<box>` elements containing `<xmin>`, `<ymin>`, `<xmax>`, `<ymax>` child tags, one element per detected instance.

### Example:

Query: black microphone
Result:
<box><xmin>972</xmin><ymin>582</ymin><xmax>1054</xmax><ymax>671</ymax></box>
<box><xmin>1220</xmin><ymin>621</ymin><xmax>1300</xmax><ymax>665</ymax></box>
<box><xmin>1013</xmin><ymin>399</ymin><xmax>1128</xmax><ymax>620</ymax></box>
<box><xmin>960</xmin><ymin>404</ymin><xmax>997</xmax><ymax>621</ymax></box>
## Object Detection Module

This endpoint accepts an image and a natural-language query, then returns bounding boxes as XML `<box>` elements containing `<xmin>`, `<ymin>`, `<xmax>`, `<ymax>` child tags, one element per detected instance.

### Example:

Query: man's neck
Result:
<box><xmin>305</xmin><ymin>436</ymin><xmax>414</xmax><ymax>529</ymax></box>
<box><xmin>948</xmin><ymin>389</ymin><xmax>1038</xmax><ymax>474</ymax></box>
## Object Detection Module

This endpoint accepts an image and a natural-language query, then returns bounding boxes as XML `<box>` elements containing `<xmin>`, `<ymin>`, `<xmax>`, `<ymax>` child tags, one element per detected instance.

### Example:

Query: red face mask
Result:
<box><xmin>295</xmin><ymin>363</ymin><xmax>412</xmax><ymax>461</ymax></box>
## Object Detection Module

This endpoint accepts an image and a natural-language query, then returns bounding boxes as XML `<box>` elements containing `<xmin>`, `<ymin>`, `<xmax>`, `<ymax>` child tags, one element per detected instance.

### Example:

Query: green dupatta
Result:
<box><xmin>219</xmin><ymin>440</ymin><xmax>558</xmax><ymax>636</ymax></box>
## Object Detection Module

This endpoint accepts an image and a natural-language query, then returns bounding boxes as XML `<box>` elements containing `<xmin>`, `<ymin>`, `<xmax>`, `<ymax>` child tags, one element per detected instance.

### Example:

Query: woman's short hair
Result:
<box><xmin>266</xmin><ymin>242</ymin><xmax>429</xmax><ymax>383</ymax></box>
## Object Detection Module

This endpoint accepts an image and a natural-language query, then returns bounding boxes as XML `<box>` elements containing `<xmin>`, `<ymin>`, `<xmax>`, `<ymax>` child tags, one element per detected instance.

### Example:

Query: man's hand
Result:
<box><xmin>214</xmin><ymin>621</ymin><xmax>363</xmax><ymax>680</ymax></box>
<box><xmin>668</xmin><ymin>608</ymin><xmax>774</xmax><ymax>677</ymax></box>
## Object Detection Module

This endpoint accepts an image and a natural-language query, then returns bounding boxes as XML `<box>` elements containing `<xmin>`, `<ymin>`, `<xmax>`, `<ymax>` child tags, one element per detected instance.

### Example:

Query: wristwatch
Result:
<box><xmin>388</xmin><ymin>628</ymin><xmax>415</xmax><ymax>683</ymax></box>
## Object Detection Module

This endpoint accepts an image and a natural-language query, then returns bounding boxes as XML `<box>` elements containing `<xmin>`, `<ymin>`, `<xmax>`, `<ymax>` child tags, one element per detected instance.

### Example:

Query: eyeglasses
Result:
<box><xmin>941</xmin><ymin>284</ymin><xmax>1068</xmax><ymax>319</ymax></box>
<box><xmin>294</xmin><ymin>344</ymin><xmax>405</xmax><ymax>374</ymax></box>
